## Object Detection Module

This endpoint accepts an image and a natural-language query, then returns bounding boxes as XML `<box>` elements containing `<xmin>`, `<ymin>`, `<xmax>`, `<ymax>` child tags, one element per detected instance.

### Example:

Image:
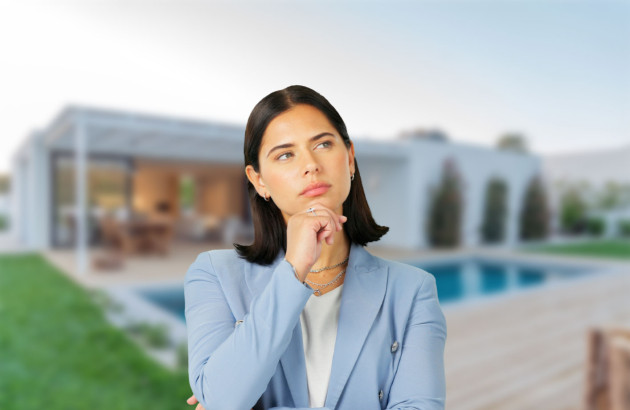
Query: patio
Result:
<box><xmin>44</xmin><ymin>240</ymin><xmax>224</xmax><ymax>288</ymax></box>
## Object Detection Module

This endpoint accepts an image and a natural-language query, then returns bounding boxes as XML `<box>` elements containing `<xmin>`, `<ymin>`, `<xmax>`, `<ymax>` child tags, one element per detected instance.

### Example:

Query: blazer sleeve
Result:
<box><xmin>185</xmin><ymin>252</ymin><xmax>314</xmax><ymax>410</ymax></box>
<box><xmin>385</xmin><ymin>273</ymin><xmax>447</xmax><ymax>410</ymax></box>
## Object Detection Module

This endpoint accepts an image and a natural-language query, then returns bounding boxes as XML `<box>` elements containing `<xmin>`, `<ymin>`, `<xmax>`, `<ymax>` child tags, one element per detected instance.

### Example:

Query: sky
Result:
<box><xmin>0</xmin><ymin>0</ymin><xmax>628</xmax><ymax>174</ymax></box>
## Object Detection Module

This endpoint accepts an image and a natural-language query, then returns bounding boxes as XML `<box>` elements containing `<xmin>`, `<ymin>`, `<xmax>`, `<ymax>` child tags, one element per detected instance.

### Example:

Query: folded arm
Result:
<box><xmin>185</xmin><ymin>252</ymin><xmax>313</xmax><ymax>410</ymax></box>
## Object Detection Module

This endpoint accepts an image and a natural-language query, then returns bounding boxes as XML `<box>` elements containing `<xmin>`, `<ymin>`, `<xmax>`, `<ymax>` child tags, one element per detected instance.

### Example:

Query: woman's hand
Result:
<box><xmin>284</xmin><ymin>202</ymin><xmax>347</xmax><ymax>282</ymax></box>
<box><xmin>186</xmin><ymin>395</ymin><xmax>253</xmax><ymax>410</ymax></box>
<box><xmin>186</xmin><ymin>395</ymin><xmax>204</xmax><ymax>410</ymax></box>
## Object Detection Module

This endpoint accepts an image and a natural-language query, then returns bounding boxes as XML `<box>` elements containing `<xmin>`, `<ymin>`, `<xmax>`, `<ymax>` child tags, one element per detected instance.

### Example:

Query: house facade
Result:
<box><xmin>10</xmin><ymin>106</ymin><xmax>541</xmax><ymax>272</ymax></box>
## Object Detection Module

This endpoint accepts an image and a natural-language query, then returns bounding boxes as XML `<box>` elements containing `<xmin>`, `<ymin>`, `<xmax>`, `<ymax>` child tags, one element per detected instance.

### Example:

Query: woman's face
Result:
<box><xmin>246</xmin><ymin>104</ymin><xmax>355</xmax><ymax>223</ymax></box>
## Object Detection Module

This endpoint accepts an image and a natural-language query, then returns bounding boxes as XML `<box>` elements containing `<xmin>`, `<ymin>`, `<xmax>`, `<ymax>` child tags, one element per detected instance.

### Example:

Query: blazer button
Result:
<box><xmin>234</xmin><ymin>319</ymin><xmax>244</xmax><ymax>328</ymax></box>
<box><xmin>378</xmin><ymin>389</ymin><xmax>384</xmax><ymax>400</ymax></box>
<box><xmin>391</xmin><ymin>340</ymin><xmax>399</xmax><ymax>353</ymax></box>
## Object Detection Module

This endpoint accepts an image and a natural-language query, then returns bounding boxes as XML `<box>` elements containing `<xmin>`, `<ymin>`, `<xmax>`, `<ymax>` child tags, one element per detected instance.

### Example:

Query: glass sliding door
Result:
<box><xmin>51</xmin><ymin>153</ymin><xmax>132</xmax><ymax>247</ymax></box>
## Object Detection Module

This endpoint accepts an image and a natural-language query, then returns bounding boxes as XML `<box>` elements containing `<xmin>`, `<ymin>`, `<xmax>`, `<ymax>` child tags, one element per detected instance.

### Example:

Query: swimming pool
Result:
<box><xmin>136</xmin><ymin>257</ymin><xmax>593</xmax><ymax>321</ymax></box>
<box><xmin>410</xmin><ymin>257</ymin><xmax>591</xmax><ymax>304</ymax></box>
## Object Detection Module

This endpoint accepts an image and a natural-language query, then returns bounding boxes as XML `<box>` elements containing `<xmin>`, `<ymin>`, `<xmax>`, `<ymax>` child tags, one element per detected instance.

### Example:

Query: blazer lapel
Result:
<box><xmin>325</xmin><ymin>244</ymin><xmax>388</xmax><ymax>409</ymax></box>
<box><xmin>242</xmin><ymin>245</ymin><xmax>388</xmax><ymax>409</ymax></box>
<box><xmin>279</xmin><ymin>322</ymin><xmax>310</xmax><ymax>407</ymax></box>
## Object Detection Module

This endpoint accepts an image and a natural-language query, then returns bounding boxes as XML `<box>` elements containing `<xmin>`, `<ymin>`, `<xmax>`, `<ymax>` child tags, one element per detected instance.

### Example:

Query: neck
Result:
<box><xmin>311</xmin><ymin>228</ymin><xmax>351</xmax><ymax>272</ymax></box>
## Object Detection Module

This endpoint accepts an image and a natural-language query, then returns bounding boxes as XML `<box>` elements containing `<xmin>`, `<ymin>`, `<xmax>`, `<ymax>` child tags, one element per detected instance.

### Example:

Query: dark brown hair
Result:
<box><xmin>234</xmin><ymin>85</ymin><xmax>388</xmax><ymax>264</ymax></box>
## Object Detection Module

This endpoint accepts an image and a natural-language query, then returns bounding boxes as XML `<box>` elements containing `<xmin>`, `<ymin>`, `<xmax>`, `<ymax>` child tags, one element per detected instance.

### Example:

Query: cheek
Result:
<box><xmin>266</xmin><ymin>168</ymin><xmax>299</xmax><ymax>194</ymax></box>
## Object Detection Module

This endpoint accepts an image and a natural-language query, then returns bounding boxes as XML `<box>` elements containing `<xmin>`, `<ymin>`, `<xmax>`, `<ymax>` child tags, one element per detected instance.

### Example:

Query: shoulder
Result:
<box><xmin>369</xmin><ymin>251</ymin><xmax>436</xmax><ymax>292</ymax></box>
<box><xmin>184</xmin><ymin>249</ymin><xmax>249</xmax><ymax>282</ymax></box>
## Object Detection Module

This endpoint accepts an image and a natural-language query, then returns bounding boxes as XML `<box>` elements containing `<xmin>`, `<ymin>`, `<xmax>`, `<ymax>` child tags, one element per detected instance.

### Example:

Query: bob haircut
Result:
<box><xmin>235</xmin><ymin>85</ymin><xmax>388</xmax><ymax>265</ymax></box>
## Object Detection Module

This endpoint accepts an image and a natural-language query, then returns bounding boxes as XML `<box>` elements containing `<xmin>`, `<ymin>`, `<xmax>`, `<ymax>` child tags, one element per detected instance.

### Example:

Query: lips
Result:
<box><xmin>300</xmin><ymin>181</ymin><xmax>331</xmax><ymax>197</ymax></box>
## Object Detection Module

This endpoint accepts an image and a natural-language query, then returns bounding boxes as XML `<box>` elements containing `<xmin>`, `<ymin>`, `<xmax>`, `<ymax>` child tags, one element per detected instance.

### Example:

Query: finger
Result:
<box><xmin>309</xmin><ymin>206</ymin><xmax>342</xmax><ymax>232</ymax></box>
<box><xmin>186</xmin><ymin>395</ymin><xmax>198</xmax><ymax>405</ymax></box>
<box><xmin>336</xmin><ymin>215</ymin><xmax>346</xmax><ymax>231</ymax></box>
<box><xmin>316</xmin><ymin>217</ymin><xmax>336</xmax><ymax>244</ymax></box>
<box><xmin>327</xmin><ymin>234</ymin><xmax>334</xmax><ymax>245</ymax></box>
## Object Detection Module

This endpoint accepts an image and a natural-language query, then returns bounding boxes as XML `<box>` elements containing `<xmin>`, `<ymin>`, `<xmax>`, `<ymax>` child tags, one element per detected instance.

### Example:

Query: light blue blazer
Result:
<box><xmin>185</xmin><ymin>243</ymin><xmax>447</xmax><ymax>410</ymax></box>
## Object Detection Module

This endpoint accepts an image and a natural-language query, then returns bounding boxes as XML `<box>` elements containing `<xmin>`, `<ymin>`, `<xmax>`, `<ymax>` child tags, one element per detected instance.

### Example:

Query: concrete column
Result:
<box><xmin>75</xmin><ymin>115</ymin><xmax>88</xmax><ymax>274</ymax></box>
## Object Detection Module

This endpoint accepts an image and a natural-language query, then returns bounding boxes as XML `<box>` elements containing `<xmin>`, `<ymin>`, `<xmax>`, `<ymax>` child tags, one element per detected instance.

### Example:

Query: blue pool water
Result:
<box><xmin>137</xmin><ymin>258</ymin><xmax>592</xmax><ymax>321</ymax></box>
<box><xmin>412</xmin><ymin>258</ymin><xmax>590</xmax><ymax>304</ymax></box>
<box><xmin>137</xmin><ymin>286</ymin><xmax>186</xmax><ymax>321</ymax></box>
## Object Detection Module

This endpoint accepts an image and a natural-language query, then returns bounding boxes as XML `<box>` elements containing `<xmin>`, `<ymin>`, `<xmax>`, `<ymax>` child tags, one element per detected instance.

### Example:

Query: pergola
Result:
<box><xmin>44</xmin><ymin>106</ymin><xmax>245</xmax><ymax>274</ymax></box>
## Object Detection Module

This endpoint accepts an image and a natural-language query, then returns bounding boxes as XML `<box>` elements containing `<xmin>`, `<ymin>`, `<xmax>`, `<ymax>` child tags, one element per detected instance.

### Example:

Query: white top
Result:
<box><xmin>299</xmin><ymin>284</ymin><xmax>344</xmax><ymax>408</ymax></box>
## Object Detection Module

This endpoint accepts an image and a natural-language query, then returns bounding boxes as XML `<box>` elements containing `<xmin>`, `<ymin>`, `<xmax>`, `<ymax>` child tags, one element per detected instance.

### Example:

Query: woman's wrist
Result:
<box><xmin>284</xmin><ymin>257</ymin><xmax>305</xmax><ymax>283</ymax></box>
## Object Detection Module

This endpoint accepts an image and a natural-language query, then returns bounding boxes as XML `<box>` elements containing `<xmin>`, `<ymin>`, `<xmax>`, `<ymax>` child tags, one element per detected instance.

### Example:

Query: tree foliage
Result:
<box><xmin>560</xmin><ymin>188</ymin><xmax>587</xmax><ymax>234</ymax></box>
<box><xmin>427</xmin><ymin>159</ymin><xmax>463</xmax><ymax>247</ymax></box>
<box><xmin>520</xmin><ymin>175</ymin><xmax>549</xmax><ymax>240</ymax></box>
<box><xmin>496</xmin><ymin>133</ymin><xmax>529</xmax><ymax>154</ymax></box>
<box><xmin>481</xmin><ymin>178</ymin><xmax>508</xmax><ymax>243</ymax></box>
<box><xmin>0</xmin><ymin>174</ymin><xmax>10</xmax><ymax>193</ymax></box>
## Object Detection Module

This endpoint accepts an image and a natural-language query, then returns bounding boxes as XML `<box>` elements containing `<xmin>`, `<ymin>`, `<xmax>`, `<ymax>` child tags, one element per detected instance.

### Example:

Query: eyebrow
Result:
<box><xmin>266</xmin><ymin>132</ymin><xmax>335</xmax><ymax>158</ymax></box>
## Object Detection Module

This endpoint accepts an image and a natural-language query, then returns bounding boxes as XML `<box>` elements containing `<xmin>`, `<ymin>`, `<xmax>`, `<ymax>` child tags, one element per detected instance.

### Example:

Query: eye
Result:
<box><xmin>316</xmin><ymin>141</ymin><xmax>332</xmax><ymax>149</ymax></box>
<box><xmin>277</xmin><ymin>152</ymin><xmax>293</xmax><ymax>161</ymax></box>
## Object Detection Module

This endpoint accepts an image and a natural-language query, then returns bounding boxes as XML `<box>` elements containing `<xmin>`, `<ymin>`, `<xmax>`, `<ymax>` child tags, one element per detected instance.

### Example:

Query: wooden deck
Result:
<box><xmin>442</xmin><ymin>261</ymin><xmax>630</xmax><ymax>410</ymax></box>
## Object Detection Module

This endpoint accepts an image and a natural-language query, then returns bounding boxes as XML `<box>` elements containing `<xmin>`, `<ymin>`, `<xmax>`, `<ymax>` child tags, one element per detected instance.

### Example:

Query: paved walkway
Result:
<box><xmin>0</xmin><ymin>232</ymin><xmax>31</xmax><ymax>254</ymax></box>
<box><xmin>43</xmin><ymin>241</ymin><xmax>224</xmax><ymax>289</ymax></box>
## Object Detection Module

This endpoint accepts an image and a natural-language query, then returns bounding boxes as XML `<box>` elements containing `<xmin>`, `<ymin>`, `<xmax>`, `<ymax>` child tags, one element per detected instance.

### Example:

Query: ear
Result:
<box><xmin>348</xmin><ymin>140</ymin><xmax>356</xmax><ymax>175</ymax></box>
<box><xmin>245</xmin><ymin>165</ymin><xmax>267</xmax><ymax>197</ymax></box>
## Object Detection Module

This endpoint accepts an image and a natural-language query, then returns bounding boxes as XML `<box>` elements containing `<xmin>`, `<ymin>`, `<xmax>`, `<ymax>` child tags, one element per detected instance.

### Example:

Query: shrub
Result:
<box><xmin>586</xmin><ymin>217</ymin><xmax>606</xmax><ymax>236</ymax></box>
<box><xmin>560</xmin><ymin>188</ymin><xmax>587</xmax><ymax>234</ymax></box>
<box><xmin>176</xmin><ymin>342</ymin><xmax>188</xmax><ymax>369</ymax></box>
<box><xmin>618</xmin><ymin>220</ymin><xmax>630</xmax><ymax>238</ymax></box>
<box><xmin>427</xmin><ymin>158</ymin><xmax>463</xmax><ymax>248</ymax></box>
<box><xmin>126</xmin><ymin>321</ymin><xmax>170</xmax><ymax>349</ymax></box>
<box><xmin>481</xmin><ymin>178</ymin><xmax>508</xmax><ymax>244</ymax></box>
<box><xmin>520</xmin><ymin>176</ymin><xmax>549</xmax><ymax>240</ymax></box>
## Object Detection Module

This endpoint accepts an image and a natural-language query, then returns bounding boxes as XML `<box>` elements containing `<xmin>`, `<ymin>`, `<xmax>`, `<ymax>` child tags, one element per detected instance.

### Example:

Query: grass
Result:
<box><xmin>0</xmin><ymin>254</ymin><xmax>193</xmax><ymax>410</ymax></box>
<box><xmin>526</xmin><ymin>239</ymin><xmax>630</xmax><ymax>260</ymax></box>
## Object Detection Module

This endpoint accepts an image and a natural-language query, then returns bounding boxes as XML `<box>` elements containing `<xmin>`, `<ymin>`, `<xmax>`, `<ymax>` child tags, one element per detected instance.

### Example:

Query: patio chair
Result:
<box><xmin>99</xmin><ymin>216</ymin><xmax>147</xmax><ymax>255</ymax></box>
<box><xmin>585</xmin><ymin>327</ymin><xmax>630</xmax><ymax>410</ymax></box>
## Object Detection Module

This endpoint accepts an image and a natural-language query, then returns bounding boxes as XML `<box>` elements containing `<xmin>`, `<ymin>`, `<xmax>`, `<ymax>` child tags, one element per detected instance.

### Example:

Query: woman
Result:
<box><xmin>184</xmin><ymin>85</ymin><xmax>446</xmax><ymax>410</ymax></box>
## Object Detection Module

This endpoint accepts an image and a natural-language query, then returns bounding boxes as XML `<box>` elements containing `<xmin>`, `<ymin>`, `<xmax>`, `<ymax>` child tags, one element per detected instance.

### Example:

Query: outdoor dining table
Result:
<box><xmin>121</xmin><ymin>218</ymin><xmax>174</xmax><ymax>255</ymax></box>
<box><xmin>99</xmin><ymin>216</ymin><xmax>174</xmax><ymax>256</ymax></box>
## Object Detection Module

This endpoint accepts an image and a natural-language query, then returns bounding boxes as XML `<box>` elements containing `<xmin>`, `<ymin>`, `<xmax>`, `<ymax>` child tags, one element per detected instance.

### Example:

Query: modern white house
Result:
<box><xmin>10</xmin><ymin>106</ymin><xmax>541</xmax><ymax>273</ymax></box>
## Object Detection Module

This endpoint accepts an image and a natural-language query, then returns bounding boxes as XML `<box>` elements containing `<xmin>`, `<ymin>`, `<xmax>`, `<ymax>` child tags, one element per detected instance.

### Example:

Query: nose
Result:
<box><xmin>303</xmin><ymin>151</ymin><xmax>320</xmax><ymax>176</ymax></box>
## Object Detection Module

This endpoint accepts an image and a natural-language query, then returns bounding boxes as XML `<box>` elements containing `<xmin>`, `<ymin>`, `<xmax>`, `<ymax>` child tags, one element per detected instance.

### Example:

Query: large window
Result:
<box><xmin>51</xmin><ymin>153</ymin><xmax>132</xmax><ymax>247</ymax></box>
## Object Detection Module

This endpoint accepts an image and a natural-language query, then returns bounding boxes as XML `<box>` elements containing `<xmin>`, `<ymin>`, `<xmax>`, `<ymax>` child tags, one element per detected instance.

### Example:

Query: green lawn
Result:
<box><xmin>526</xmin><ymin>239</ymin><xmax>630</xmax><ymax>260</ymax></box>
<box><xmin>0</xmin><ymin>254</ymin><xmax>193</xmax><ymax>410</ymax></box>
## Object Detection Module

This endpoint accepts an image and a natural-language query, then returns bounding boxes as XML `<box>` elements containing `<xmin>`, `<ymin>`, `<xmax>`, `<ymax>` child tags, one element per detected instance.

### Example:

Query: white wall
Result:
<box><xmin>357</xmin><ymin>139</ymin><xmax>541</xmax><ymax>249</ymax></box>
<box><xmin>10</xmin><ymin>132</ymin><xmax>50</xmax><ymax>248</ymax></box>
<box><xmin>356</xmin><ymin>154</ymin><xmax>410</xmax><ymax>248</ymax></box>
